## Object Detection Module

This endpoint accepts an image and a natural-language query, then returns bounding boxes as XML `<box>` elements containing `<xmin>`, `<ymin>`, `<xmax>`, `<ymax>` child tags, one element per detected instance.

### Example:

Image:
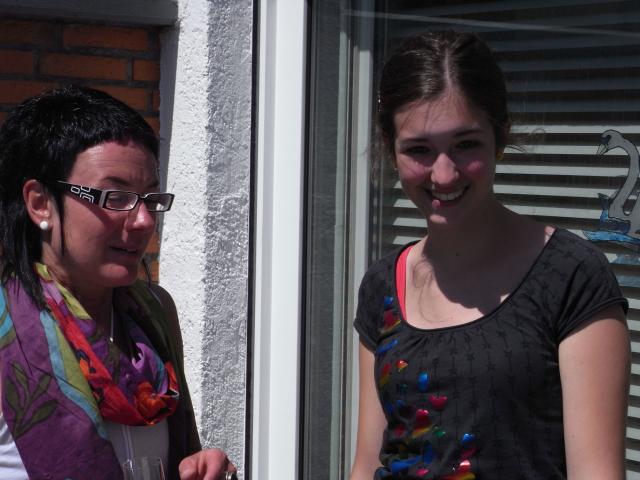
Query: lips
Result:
<box><xmin>110</xmin><ymin>246</ymin><xmax>142</xmax><ymax>256</ymax></box>
<box><xmin>428</xmin><ymin>186</ymin><xmax>467</xmax><ymax>202</ymax></box>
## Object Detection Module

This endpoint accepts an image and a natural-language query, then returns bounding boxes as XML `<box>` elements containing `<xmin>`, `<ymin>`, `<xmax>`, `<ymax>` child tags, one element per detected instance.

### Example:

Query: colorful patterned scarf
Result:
<box><xmin>0</xmin><ymin>264</ymin><xmax>181</xmax><ymax>479</ymax></box>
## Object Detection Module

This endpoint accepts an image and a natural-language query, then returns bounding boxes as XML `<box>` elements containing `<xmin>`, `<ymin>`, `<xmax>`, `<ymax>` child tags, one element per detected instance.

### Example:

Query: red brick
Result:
<box><xmin>152</xmin><ymin>90</ymin><xmax>160</xmax><ymax>111</ymax></box>
<box><xmin>145</xmin><ymin>116</ymin><xmax>160</xmax><ymax>135</ymax></box>
<box><xmin>93</xmin><ymin>85</ymin><xmax>148</xmax><ymax>110</ymax></box>
<box><xmin>149</xmin><ymin>259</ymin><xmax>159</xmax><ymax>282</ymax></box>
<box><xmin>40</xmin><ymin>53</ymin><xmax>127</xmax><ymax>80</ymax></box>
<box><xmin>0</xmin><ymin>50</ymin><xmax>33</xmax><ymax>74</ymax></box>
<box><xmin>147</xmin><ymin>31</ymin><xmax>160</xmax><ymax>52</ymax></box>
<box><xmin>138</xmin><ymin>256</ymin><xmax>159</xmax><ymax>282</ymax></box>
<box><xmin>63</xmin><ymin>24</ymin><xmax>149</xmax><ymax>51</ymax></box>
<box><xmin>0</xmin><ymin>20</ymin><xmax>57</xmax><ymax>47</ymax></box>
<box><xmin>133</xmin><ymin>59</ymin><xmax>160</xmax><ymax>82</ymax></box>
<box><xmin>146</xmin><ymin>231</ymin><xmax>160</xmax><ymax>254</ymax></box>
<box><xmin>139</xmin><ymin>255</ymin><xmax>159</xmax><ymax>280</ymax></box>
<box><xmin>0</xmin><ymin>80</ymin><xmax>57</xmax><ymax>104</ymax></box>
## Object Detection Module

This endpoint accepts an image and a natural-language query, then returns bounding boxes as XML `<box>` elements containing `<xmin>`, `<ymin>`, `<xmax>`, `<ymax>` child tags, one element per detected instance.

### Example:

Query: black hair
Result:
<box><xmin>377</xmin><ymin>30</ymin><xmax>510</xmax><ymax>158</ymax></box>
<box><xmin>0</xmin><ymin>85</ymin><xmax>159</xmax><ymax>306</ymax></box>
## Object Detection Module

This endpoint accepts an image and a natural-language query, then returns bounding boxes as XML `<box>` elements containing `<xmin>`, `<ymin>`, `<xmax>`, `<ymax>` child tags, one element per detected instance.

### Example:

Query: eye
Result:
<box><xmin>105</xmin><ymin>191</ymin><xmax>137</xmax><ymax>210</ymax></box>
<box><xmin>457</xmin><ymin>139</ymin><xmax>481</xmax><ymax>150</ymax></box>
<box><xmin>403</xmin><ymin>145</ymin><xmax>431</xmax><ymax>155</ymax></box>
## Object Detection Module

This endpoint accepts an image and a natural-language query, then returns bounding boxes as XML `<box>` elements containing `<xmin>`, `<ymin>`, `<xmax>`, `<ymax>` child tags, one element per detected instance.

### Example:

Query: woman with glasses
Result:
<box><xmin>0</xmin><ymin>86</ymin><xmax>236</xmax><ymax>480</ymax></box>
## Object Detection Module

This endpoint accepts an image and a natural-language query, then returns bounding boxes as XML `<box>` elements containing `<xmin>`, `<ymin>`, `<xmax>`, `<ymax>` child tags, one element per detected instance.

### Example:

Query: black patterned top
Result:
<box><xmin>354</xmin><ymin>229</ymin><xmax>627</xmax><ymax>479</ymax></box>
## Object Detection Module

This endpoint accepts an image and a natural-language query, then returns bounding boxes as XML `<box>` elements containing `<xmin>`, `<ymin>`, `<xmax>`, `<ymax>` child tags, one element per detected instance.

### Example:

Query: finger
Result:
<box><xmin>206</xmin><ymin>456</ymin><xmax>230</xmax><ymax>480</ymax></box>
<box><xmin>178</xmin><ymin>465</ymin><xmax>196</xmax><ymax>480</ymax></box>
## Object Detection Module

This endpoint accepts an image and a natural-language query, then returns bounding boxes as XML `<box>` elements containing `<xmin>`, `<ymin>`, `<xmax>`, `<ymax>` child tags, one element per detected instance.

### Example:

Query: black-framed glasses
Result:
<box><xmin>56</xmin><ymin>181</ymin><xmax>174</xmax><ymax>212</ymax></box>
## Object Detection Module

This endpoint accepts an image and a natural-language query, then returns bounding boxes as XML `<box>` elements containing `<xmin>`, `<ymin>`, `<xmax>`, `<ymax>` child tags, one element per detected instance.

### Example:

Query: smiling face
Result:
<box><xmin>393</xmin><ymin>90</ymin><xmax>500</xmax><ymax>230</ymax></box>
<box><xmin>41</xmin><ymin>140</ymin><xmax>158</xmax><ymax>296</ymax></box>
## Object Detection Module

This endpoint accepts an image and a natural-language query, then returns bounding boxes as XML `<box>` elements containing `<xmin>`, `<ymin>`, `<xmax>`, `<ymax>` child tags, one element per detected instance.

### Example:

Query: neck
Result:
<box><xmin>44</xmin><ymin>266</ymin><xmax>114</xmax><ymax>331</ymax></box>
<box><xmin>421</xmin><ymin>201</ymin><xmax>518</xmax><ymax>268</ymax></box>
<box><xmin>74</xmin><ymin>289</ymin><xmax>114</xmax><ymax>332</ymax></box>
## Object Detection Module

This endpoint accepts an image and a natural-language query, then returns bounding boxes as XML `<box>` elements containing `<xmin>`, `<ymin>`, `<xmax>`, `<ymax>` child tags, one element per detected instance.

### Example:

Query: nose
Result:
<box><xmin>126</xmin><ymin>201</ymin><xmax>156</xmax><ymax>231</ymax></box>
<box><xmin>430</xmin><ymin>152</ymin><xmax>458</xmax><ymax>186</ymax></box>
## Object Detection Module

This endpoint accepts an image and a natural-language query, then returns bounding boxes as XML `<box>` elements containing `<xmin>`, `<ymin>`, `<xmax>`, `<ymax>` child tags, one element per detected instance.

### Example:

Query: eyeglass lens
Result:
<box><xmin>105</xmin><ymin>191</ymin><xmax>172</xmax><ymax>212</ymax></box>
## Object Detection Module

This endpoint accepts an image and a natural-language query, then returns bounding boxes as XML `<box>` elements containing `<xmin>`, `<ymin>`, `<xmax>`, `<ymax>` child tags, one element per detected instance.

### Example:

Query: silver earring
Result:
<box><xmin>39</xmin><ymin>220</ymin><xmax>50</xmax><ymax>231</ymax></box>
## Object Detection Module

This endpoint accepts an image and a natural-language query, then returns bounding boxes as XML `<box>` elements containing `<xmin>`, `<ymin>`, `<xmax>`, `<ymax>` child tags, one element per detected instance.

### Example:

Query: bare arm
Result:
<box><xmin>559</xmin><ymin>304</ymin><xmax>629</xmax><ymax>480</ymax></box>
<box><xmin>350</xmin><ymin>342</ymin><xmax>387</xmax><ymax>480</ymax></box>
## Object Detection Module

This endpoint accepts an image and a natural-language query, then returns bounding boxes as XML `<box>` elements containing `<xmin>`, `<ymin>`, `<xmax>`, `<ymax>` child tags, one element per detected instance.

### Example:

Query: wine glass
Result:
<box><xmin>122</xmin><ymin>456</ymin><xmax>166</xmax><ymax>480</ymax></box>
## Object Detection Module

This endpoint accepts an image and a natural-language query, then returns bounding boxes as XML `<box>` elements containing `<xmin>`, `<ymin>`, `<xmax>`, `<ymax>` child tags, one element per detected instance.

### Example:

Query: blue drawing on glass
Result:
<box><xmin>583</xmin><ymin>130</ymin><xmax>640</xmax><ymax>251</ymax></box>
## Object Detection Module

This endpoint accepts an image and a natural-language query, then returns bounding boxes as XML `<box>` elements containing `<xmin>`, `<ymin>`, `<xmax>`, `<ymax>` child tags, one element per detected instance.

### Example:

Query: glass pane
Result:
<box><xmin>370</xmin><ymin>1</ymin><xmax>640</xmax><ymax>254</ymax></box>
<box><xmin>367</xmin><ymin>1</ymin><xmax>640</xmax><ymax>477</ymax></box>
<box><xmin>305</xmin><ymin>0</ymin><xmax>640</xmax><ymax>478</ymax></box>
<box><xmin>303</xmin><ymin>1</ymin><xmax>353</xmax><ymax>479</ymax></box>
<box><xmin>303</xmin><ymin>0</ymin><xmax>376</xmax><ymax>477</ymax></box>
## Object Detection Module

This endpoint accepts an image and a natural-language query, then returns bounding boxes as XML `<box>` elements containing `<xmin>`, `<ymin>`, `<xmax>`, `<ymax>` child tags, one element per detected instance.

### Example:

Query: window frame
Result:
<box><xmin>251</xmin><ymin>1</ymin><xmax>308</xmax><ymax>478</ymax></box>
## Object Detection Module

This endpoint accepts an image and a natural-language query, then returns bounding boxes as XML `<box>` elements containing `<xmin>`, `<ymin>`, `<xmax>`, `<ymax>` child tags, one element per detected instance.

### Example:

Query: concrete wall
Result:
<box><xmin>159</xmin><ymin>0</ymin><xmax>253</xmax><ymax>476</ymax></box>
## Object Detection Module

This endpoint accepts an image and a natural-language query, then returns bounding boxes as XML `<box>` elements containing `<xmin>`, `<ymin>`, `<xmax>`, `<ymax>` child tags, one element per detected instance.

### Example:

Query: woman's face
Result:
<box><xmin>42</xmin><ymin>140</ymin><xmax>158</xmax><ymax>295</ymax></box>
<box><xmin>392</xmin><ymin>90</ymin><xmax>498</xmax><ymax>230</ymax></box>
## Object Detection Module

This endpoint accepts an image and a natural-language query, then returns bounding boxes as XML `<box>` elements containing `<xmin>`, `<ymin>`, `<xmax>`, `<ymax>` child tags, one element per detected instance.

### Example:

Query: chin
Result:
<box><xmin>102</xmin><ymin>265</ymin><xmax>142</xmax><ymax>288</ymax></box>
<box><xmin>425</xmin><ymin>214</ymin><xmax>465</xmax><ymax>230</ymax></box>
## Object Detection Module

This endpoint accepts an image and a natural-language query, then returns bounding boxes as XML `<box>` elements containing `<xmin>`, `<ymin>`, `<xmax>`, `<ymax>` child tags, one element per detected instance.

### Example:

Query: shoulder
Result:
<box><xmin>551</xmin><ymin>229</ymin><xmax>607</xmax><ymax>257</ymax></box>
<box><xmin>148</xmin><ymin>283</ymin><xmax>178</xmax><ymax>313</ymax></box>
<box><xmin>148</xmin><ymin>283</ymin><xmax>179</xmax><ymax>324</ymax></box>
<box><xmin>543</xmin><ymin>228</ymin><xmax>620</xmax><ymax>295</ymax></box>
<box><xmin>355</xmin><ymin>243</ymin><xmax>411</xmax><ymax>349</ymax></box>
<box><xmin>358</xmin><ymin>243</ymin><xmax>409</xmax><ymax>292</ymax></box>
<box><xmin>144</xmin><ymin>282</ymin><xmax>184</xmax><ymax>354</ymax></box>
<box><xmin>543</xmin><ymin>230</ymin><xmax>628</xmax><ymax>336</ymax></box>
<box><xmin>545</xmin><ymin>229</ymin><xmax>611</xmax><ymax>273</ymax></box>
<box><xmin>130</xmin><ymin>281</ymin><xmax>179</xmax><ymax>322</ymax></box>
<box><xmin>356</xmin><ymin>245</ymin><xmax>405</xmax><ymax>315</ymax></box>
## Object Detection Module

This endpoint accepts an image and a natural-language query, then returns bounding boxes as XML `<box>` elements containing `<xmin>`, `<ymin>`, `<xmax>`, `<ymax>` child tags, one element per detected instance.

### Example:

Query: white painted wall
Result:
<box><xmin>158</xmin><ymin>0</ymin><xmax>253</xmax><ymax>476</ymax></box>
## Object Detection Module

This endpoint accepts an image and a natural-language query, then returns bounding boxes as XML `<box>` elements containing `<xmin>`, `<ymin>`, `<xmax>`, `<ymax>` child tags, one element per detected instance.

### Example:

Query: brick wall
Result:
<box><xmin>0</xmin><ymin>18</ymin><xmax>163</xmax><ymax>281</ymax></box>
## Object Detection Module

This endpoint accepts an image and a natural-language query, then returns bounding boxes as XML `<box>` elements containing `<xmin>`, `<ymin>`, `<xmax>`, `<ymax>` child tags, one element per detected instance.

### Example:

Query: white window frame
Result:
<box><xmin>251</xmin><ymin>2</ymin><xmax>377</xmax><ymax>476</ymax></box>
<box><xmin>252</xmin><ymin>1</ymin><xmax>308</xmax><ymax>478</ymax></box>
<box><xmin>347</xmin><ymin>5</ymin><xmax>376</xmax><ymax>468</ymax></box>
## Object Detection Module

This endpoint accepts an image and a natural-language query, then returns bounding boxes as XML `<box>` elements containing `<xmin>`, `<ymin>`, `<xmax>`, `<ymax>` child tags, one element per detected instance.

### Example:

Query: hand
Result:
<box><xmin>178</xmin><ymin>448</ymin><xmax>237</xmax><ymax>480</ymax></box>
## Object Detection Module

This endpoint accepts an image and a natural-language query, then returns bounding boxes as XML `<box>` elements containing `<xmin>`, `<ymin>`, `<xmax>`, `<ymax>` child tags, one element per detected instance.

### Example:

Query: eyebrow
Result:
<box><xmin>453</xmin><ymin>127</ymin><xmax>484</xmax><ymax>137</ymax></box>
<box><xmin>102</xmin><ymin>176</ymin><xmax>160</xmax><ymax>190</ymax></box>
<box><xmin>397</xmin><ymin>127</ymin><xmax>485</xmax><ymax>145</ymax></box>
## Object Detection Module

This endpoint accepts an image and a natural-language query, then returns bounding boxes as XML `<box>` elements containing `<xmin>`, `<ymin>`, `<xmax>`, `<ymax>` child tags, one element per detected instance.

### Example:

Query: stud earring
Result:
<box><xmin>39</xmin><ymin>220</ymin><xmax>50</xmax><ymax>231</ymax></box>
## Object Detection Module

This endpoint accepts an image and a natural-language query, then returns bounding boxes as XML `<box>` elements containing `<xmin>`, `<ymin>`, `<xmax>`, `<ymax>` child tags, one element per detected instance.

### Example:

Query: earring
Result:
<box><xmin>39</xmin><ymin>220</ymin><xmax>50</xmax><ymax>231</ymax></box>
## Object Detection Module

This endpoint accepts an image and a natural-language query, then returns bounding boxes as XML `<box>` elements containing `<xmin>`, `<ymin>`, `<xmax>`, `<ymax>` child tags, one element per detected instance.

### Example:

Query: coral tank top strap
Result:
<box><xmin>395</xmin><ymin>244</ymin><xmax>413</xmax><ymax>321</ymax></box>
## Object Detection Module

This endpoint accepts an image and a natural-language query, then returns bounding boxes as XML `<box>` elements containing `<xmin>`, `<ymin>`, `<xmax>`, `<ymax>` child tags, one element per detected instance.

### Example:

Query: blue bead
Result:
<box><xmin>390</xmin><ymin>456</ymin><xmax>420</xmax><ymax>474</ymax></box>
<box><xmin>376</xmin><ymin>339</ymin><xmax>398</xmax><ymax>356</ymax></box>
<box><xmin>418</xmin><ymin>372</ymin><xmax>429</xmax><ymax>392</ymax></box>
<box><xmin>422</xmin><ymin>443</ymin><xmax>434</xmax><ymax>463</ymax></box>
<box><xmin>461</xmin><ymin>433</ymin><xmax>475</xmax><ymax>445</ymax></box>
